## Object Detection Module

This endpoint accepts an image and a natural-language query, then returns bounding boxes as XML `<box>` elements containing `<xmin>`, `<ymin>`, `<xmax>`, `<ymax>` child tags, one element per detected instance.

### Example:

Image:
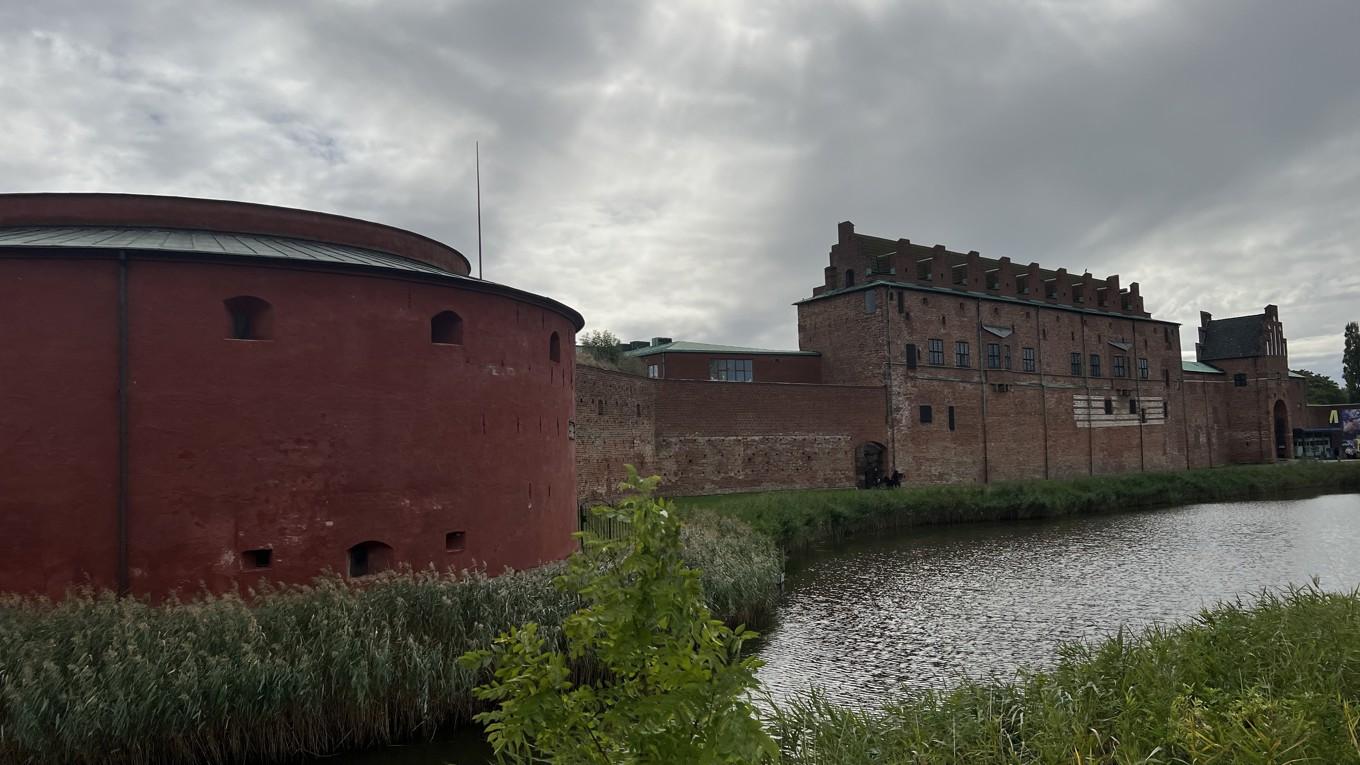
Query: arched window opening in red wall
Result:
<box><xmin>347</xmin><ymin>541</ymin><xmax>393</xmax><ymax>577</ymax></box>
<box><xmin>431</xmin><ymin>310</ymin><xmax>464</xmax><ymax>344</ymax></box>
<box><xmin>549</xmin><ymin>331</ymin><xmax>561</xmax><ymax>362</ymax></box>
<box><xmin>224</xmin><ymin>296</ymin><xmax>273</xmax><ymax>340</ymax></box>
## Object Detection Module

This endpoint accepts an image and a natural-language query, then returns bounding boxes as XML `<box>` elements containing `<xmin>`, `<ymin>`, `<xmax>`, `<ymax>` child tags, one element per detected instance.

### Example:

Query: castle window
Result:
<box><xmin>919</xmin><ymin>405</ymin><xmax>933</xmax><ymax>424</ymax></box>
<box><xmin>1023</xmin><ymin>347</ymin><xmax>1036</xmax><ymax>372</ymax></box>
<box><xmin>948</xmin><ymin>406</ymin><xmax>956</xmax><ymax>431</ymax></box>
<box><xmin>445</xmin><ymin>531</ymin><xmax>466</xmax><ymax>552</ymax></box>
<box><xmin>1090</xmin><ymin>354</ymin><xmax>1102</xmax><ymax>378</ymax></box>
<box><xmin>955</xmin><ymin>341</ymin><xmax>970</xmax><ymax>368</ymax></box>
<box><xmin>241</xmin><ymin>548</ymin><xmax>272</xmax><ymax>570</ymax></box>
<box><xmin>1163</xmin><ymin>368</ymin><xmax>1171</xmax><ymax>385</ymax></box>
<box><xmin>549</xmin><ymin>332</ymin><xmax>561</xmax><ymax>362</ymax></box>
<box><xmin>1129</xmin><ymin>398</ymin><xmax>1139</xmax><ymax>415</ymax></box>
<box><xmin>1070</xmin><ymin>352</ymin><xmax>1082</xmax><ymax>376</ymax></box>
<box><xmin>1138</xmin><ymin>358</ymin><xmax>1150</xmax><ymax>379</ymax></box>
<box><xmin>864</xmin><ymin>290</ymin><xmax>878</xmax><ymax>313</ymax></box>
<box><xmin>928</xmin><ymin>338</ymin><xmax>944</xmax><ymax>366</ymax></box>
<box><xmin>347</xmin><ymin>541</ymin><xmax>393</xmax><ymax>577</ymax></box>
<box><xmin>1004</xmin><ymin>344</ymin><xmax>1012</xmax><ymax>370</ymax></box>
<box><xmin>1113</xmin><ymin>355</ymin><xmax>1128</xmax><ymax>378</ymax></box>
<box><xmin>647</xmin><ymin>364</ymin><xmax>659</xmax><ymax>379</ymax></box>
<box><xmin>709</xmin><ymin>359</ymin><xmax>753</xmax><ymax>382</ymax></box>
<box><xmin>430</xmin><ymin>311</ymin><xmax>464</xmax><ymax>345</ymax></box>
<box><xmin>905</xmin><ymin>343</ymin><xmax>918</xmax><ymax>369</ymax></box>
<box><xmin>986</xmin><ymin>343</ymin><xmax>1001</xmax><ymax>369</ymax></box>
<box><xmin>1234</xmin><ymin>373</ymin><xmax>1248</xmax><ymax>387</ymax></box>
<box><xmin>224</xmin><ymin>296</ymin><xmax>272</xmax><ymax>340</ymax></box>
<box><xmin>1104</xmin><ymin>397</ymin><xmax>1113</xmax><ymax>415</ymax></box>
<box><xmin>845</xmin><ymin>269</ymin><xmax>855</xmax><ymax>288</ymax></box>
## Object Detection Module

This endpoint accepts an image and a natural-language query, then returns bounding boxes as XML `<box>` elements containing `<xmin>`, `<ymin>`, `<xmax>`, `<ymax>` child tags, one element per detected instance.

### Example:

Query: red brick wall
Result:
<box><xmin>0</xmin><ymin>253</ymin><xmax>578</xmax><ymax>598</ymax></box>
<box><xmin>855</xmin><ymin>284</ymin><xmax>1192</xmax><ymax>485</ymax></box>
<box><xmin>573</xmin><ymin>367</ymin><xmax>886</xmax><ymax>499</ymax></box>
<box><xmin>574</xmin><ymin>366</ymin><xmax>657</xmax><ymax>504</ymax></box>
<box><xmin>1207</xmin><ymin>357</ymin><xmax>1306</xmax><ymax>463</ymax></box>
<box><xmin>653</xmin><ymin>380</ymin><xmax>886</xmax><ymax>495</ymax></box>
<box><xmin>797</xmin><ymin>288</ymin><xmax>887</xmax><ymax>386</ymax></box>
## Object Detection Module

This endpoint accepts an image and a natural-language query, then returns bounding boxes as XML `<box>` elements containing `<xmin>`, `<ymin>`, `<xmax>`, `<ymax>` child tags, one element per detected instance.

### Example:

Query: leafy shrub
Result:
<box><xmin>463</xmin><ymin>468</ymin><xmax>777</xmax><ymax>764</ymax></box>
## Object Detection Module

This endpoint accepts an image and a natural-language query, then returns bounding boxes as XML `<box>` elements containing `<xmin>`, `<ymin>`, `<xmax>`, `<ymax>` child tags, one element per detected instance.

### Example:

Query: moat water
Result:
<box><xmin>317</xmin><ymin>491</ymin><xmax>1360</xmax><ymax>764</ymax></box>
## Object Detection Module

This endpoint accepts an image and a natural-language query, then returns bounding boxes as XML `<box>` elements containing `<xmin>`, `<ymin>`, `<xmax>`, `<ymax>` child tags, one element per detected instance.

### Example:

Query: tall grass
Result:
<box><xmin>0</xmin><ymin>567</ymin><xmax>573</xmax><ymax>765</ymax></box>
<box><xmin>0</xmin><ymin>512</ymin><xmax>781</xmax><ymax>765</ymax></box>
<box><xmin>768</xmin><ymin>584</ymin><xmax>1360</xmax><ymax>763</ymax></box>
<box><xmin>677</xmin><ymin>461</ymin><xmax>1360</xmax><ymax>551</ymax></box>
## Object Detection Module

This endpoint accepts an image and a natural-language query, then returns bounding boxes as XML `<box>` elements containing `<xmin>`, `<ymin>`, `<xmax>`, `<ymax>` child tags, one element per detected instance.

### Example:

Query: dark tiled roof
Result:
<box><xmin>1200</xmin><ymin>314</ymin><xmax>1263</xmax><ymax>360</ymax></box>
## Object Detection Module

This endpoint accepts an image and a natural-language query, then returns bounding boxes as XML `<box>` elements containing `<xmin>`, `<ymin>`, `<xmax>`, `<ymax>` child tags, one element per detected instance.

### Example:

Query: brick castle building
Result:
<box><xmin>1</xmin><ymin>193</ymin><xmax>582</xmax><ymax>598</ymax></box>
<box><xmin>575</xmin><ymin>221</ymin><xmax>1307</xmax><ymax>501</ymax></box>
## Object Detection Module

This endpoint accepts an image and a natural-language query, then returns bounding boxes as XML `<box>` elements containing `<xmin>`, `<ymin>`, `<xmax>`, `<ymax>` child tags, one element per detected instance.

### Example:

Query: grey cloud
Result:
<box><xmin>1</xmin><ymin>0</ymin><xmax>1357</xmax><ymax>380</ymax></box>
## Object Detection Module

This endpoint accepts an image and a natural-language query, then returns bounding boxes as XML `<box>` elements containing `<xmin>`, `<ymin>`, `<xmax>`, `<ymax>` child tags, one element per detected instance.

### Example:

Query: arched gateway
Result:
<box><xmin>1274</xmin><ymin>399</ymin><xmax>1290</xmax><ymax>459</ymax></box>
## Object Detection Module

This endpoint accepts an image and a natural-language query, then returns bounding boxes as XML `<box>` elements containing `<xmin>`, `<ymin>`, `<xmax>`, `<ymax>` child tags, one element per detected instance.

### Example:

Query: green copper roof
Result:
<box><xmin>1182</xmin><ymin>360</ymin><xmax>1225</xmax><ymax>375</ymax></box>
<box><xmin>625</xmin><ymin>341</ymin><xmax>818</xmax><ymax>358</ymax></box>
<box><xmin>1288</xmin><ymin>370</ymin><xmax>1306</xmax><ymax>379</ymax></box>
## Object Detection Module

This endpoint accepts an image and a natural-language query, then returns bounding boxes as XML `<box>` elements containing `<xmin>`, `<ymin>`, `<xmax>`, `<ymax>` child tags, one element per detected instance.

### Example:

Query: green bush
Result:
<box><xmin>463</xmin><ymin>468</ymin><xmax>776</xmax><ymax>764</ymax></box>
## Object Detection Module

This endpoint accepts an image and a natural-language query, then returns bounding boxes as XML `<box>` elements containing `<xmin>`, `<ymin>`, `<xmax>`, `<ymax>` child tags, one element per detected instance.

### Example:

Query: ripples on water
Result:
<box><xmin>755</xmin><ymin>493</ymin><xmax>1360</xmax><ymax>705</ymax></box>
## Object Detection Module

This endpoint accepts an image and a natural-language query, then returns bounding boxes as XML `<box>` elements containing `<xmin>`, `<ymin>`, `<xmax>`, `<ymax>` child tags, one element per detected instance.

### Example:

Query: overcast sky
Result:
<box><xmin>3</xmin><ymin>0</ymin><xmax>1357</xmax><ymax>379</ymax></box>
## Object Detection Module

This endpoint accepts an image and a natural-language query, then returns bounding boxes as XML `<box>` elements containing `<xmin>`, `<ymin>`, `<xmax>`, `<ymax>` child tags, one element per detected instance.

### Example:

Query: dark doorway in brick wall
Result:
<box><xmin>1274</xmin><ymin>399</ymin><xmax>1289</xmax><ymax>459</ymax></box>
<box><xmin>347</xmin><ymin>541</ymin><xmax>393</xmax><ymax>577</ymax></box>
<box><xmin>856</xmin><ymin>441</ymin><xmax>886</xmax><ymax>488</ymax></box>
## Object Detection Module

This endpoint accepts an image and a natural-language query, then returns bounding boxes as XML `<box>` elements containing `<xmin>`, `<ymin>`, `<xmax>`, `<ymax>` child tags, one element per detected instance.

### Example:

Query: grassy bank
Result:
<box><xmin>768</xmin><ymin>584</ymin><xmax>1360</xmax><ymax>763</ymax></box>
<box><xmin>0</xmin><ymin>514</ymin><xmax>780</xmax><ymax>765</ymax></box>
<box><xmin>677</xmin><ymin>461</ymin><xmax>1360</xmax><ymax>551</ymax></box>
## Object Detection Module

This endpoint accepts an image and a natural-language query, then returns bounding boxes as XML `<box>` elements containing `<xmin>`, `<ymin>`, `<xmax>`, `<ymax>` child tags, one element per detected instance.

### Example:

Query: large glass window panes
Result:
<box><xmin>709</xmin><ymin>358</ymin><xmax>753</xmax><ymax>382</ymax></box>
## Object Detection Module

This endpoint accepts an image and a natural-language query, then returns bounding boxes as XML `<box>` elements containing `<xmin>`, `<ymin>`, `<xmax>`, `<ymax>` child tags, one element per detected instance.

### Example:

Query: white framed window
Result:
<box><xmin>647</xmin><ymin>364</ymin><xmax>660</xmax><ymax>379</ymax></box>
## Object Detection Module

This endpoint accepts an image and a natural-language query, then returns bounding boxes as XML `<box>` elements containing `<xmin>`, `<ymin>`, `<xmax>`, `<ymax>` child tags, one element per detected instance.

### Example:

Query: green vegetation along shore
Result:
<box><xmin>677</xmin><ymin>461</ymin><xmax>1360</xmax><ymax>551</ymax></box>
<box><xmin>769</xmin><ymin>584</ymin><xmax>1360</xmax><ymax>763</ymax></box>
<box><xmin>0</xmin><ymin>524</ymin><xmax>780</xmax><ymax>765</ymax></box>
<box><xmin>2</xmin><ymin>462</ymin><xmax>1356</xmax><ymax>764</ymax></box>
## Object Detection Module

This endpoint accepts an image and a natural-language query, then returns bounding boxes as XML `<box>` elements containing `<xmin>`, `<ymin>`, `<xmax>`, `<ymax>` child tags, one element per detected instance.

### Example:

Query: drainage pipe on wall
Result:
<box><xmin>117</xmin><ymin>251</ymin><xmax>130</xmax><ymax>595</ymax></box>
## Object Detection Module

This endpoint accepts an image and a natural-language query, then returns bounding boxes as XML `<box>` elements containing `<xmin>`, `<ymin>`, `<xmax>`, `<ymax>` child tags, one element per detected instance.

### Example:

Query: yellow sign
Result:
<box><xmin>1330</xmin><ymin>409</ymin><xmax>1340</xmax><ymax>424</ymax></box>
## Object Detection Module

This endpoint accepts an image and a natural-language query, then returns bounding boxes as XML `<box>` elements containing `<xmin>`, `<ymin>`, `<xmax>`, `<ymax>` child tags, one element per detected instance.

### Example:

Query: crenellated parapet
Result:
<box><xmin>820</xmin><ymin>221</ymin><xmax>1151</xmax><ymax>318</ymax></box>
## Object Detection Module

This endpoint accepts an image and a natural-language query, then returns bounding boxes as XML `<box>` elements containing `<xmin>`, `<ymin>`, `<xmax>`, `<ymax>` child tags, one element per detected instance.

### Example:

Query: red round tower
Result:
<box><xmin>0</xmin><ymin>193</ymin><xmax>582</xmax><ymax>597</ymax></box>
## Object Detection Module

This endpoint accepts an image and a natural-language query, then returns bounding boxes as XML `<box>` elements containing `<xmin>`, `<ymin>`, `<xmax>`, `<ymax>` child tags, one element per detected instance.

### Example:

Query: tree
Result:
<box><xmin>461</xmin><ymin>467</ymin><xmax>776</xmax><ymax>765</ymax></box>
<box><xmin>1292</xmin><ymin>369</ymin><xmax>1348</xmax><ymax>405</ymax></box>
<box><xmin>1345</xmin><ymin>322</ymin><xmax>1360</xmax><ymax>402</ymax></box>
<box><xmin>579</xmin><ymin>329</ymin><xmax>623</xmax><ymax>365</ymax></box>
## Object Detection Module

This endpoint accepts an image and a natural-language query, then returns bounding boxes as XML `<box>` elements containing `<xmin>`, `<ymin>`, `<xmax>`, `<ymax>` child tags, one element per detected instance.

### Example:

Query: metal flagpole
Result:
<box><xmin>476</xmin><ymin>142</ymin><xmax>483</xmax><ymax>279</ymax></box>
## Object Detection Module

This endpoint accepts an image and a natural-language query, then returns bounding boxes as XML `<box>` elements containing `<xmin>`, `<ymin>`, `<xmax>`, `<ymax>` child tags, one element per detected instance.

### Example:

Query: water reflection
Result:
<box><xmin>755</xmin><ymin>493</ymin><xmax>1360</xmax><ymax>704</ymax></box>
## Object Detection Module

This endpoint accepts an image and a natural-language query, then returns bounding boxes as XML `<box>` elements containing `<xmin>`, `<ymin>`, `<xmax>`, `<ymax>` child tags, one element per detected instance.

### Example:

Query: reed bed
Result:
<box><xmin>0</xmin><ymin>512</ymin><xmax>781</xmax><ymax>765</ymax></box>
<box><xmin>676</xmin><ymin>461</ymin><xmax>1360</xmax><ymax>551</ymax></box>
<box><xmin>767</xmin><ymin>584</ymin><xmax>1360</xmax><ymax>763</ymax></box>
